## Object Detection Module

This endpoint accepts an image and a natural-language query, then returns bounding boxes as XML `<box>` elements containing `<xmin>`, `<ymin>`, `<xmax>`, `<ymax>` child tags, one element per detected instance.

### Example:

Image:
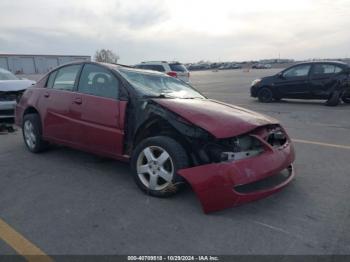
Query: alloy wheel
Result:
<box><xmin>136</xmin><ymin>146</ymin><xmax>174</xmax><ymax>191</ymax></box>
<box><xmin>23</xmin><ymin>120</ymin><xmax>36</xmax><ymax>150</ymax></box>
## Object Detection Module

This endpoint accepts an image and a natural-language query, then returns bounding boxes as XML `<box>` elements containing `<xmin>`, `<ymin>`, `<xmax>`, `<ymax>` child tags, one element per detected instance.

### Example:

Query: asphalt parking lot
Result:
<box><xmin>0</xmin><ymin>69</ymin><xmax>350</xmax><ymax>257</ymax></box>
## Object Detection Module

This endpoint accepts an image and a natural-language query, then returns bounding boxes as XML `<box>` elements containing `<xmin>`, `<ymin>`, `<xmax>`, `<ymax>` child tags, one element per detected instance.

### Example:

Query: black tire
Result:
<box><xmin>342</xmin><ymin>96</ymin><xmax>350</xmax><ymax>104</ymax></box>
<box><xmin>22</xmin><ymin>113</ymin><xmax>48</xmax><ymax>153</ymax></box>
<box><xmin>325</xmin><ymin>91</ymin><xmax>341</xmax><ymax>106</ymax></box>
<box><xmin>258</xmin><ymin>88</ymin><xmax>274</xmax><ymax>103</ymax></box>
<box><xmin>131</xmin><ymin>136</ymin><xmax>189</xmax><ymax>197</ymax></box>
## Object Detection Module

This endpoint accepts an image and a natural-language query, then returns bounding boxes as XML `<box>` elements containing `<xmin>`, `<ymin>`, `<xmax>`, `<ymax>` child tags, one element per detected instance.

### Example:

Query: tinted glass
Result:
<box><xmin>142</xmin><ymin>65</ymin><xmax>166</xmax><ymax>72</ymax></box>
<box><xmin>78</xmin><ymin>64</ymin><xmax>119</xmax><ymax>99</ymax></box>
<box><xmin>119</xmin><ymin>69</ymin><xmax>204</xmax><ymax>99</ymax></box>
<box><xmin>169</xmin><ymin>63</ymin><xmax>187</xmax><ymax>72</ymax></box>
<box><xmin>53</xmin><ymin>65</ymin><xmax>81</xmax><ymax>91</ymax></box>
<box><xmin>283</xmin><ymin>65</ymin><xmax>311</xmax><ymax>78</ymax></box>
<box><xmin>46</xmin><ymin>71</ymin><xmax>57</xmax><ymax>88</ymax></box>
<box><xmin>312</xmin><ymin>64</ymin><xmax>340</xmax><ymax>75</ymax></box>
<box><xmin>334</xmin><ymin>66</ymin><xmax>343</xmax><ymax>73</ymax></box>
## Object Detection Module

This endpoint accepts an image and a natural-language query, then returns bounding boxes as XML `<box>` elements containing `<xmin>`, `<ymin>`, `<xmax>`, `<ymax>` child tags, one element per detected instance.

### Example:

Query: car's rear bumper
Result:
<box><xmin>0</xmin><ymin>101</ymin><xmax>16</xmax><ymax>125</ymax></box>
<box><xmin>178</xmin><ymin>141</ymin><xmax>295</xmax><ymax>213</ymax></box>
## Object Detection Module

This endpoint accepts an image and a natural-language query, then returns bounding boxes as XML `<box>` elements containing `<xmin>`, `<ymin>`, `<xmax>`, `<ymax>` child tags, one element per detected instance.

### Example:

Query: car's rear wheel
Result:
<box><xmin>258</xmin><ymin>88</ymin><xmax>274</xmax><ymax>103</ymax></box>
<box><xmin>131</xmin><ymin>136</ymin><xmax>189</xmax><ymax>197</ymax></box>
<box><xmin>325</xmin><ymin>90</ymin><xmax>341</xmax><ymax>106</ymax></box>
<box><xmin>342</xmin><ymin>96</ymin><xmax>350</xmax><ymax>104</ymax></box>
<box><xmin>22</xmin><ymin>114</ymin><xmax>48</xmax><ymax>153</ymax></box>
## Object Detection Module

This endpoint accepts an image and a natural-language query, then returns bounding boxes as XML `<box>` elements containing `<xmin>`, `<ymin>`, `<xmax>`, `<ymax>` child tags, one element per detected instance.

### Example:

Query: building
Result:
<box><xmin>0</xmin><ymin>54</ymin><xmax>90</xmax><ymax>74</ymax></box>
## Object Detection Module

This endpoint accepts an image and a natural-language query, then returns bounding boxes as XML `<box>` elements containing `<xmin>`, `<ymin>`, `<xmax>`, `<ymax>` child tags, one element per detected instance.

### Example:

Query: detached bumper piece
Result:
<box><xmin>178</xmin><ymin>139</ymin><xmax>295</xmax><ymax>213</ymax></box>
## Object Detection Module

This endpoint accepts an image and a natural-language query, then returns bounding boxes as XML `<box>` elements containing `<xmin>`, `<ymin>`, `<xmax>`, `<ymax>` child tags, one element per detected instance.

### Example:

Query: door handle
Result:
<box><xmin>44</xmin><ymin>92</ymin><xmax>50</xmax><ymax>98</ymax></box>
<box><xmin>73</xmin><ymin>97</ymin><xmax>82</xmax><ymax>105</ymax></box>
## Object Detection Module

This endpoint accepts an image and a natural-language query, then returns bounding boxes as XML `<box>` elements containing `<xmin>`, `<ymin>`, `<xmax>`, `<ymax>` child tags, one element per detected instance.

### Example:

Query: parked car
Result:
<box><xmin>135</xmin><ymin>61</ymin><xmax>190</xmax><ymax>83</ymax></box>
<box><xmin>16</xmin><ymin>61</ymin><xmax>295</xmax><ymax>213</ymax></box>
<box><xmin>251</xmin><ymin>61</ymin><xmax>350</xmax><ymax>106</ymax></box>
<box><xmin>0</xmin><ymin>68</ymin><xmax>35</xmax><ymax>131</ymax></box>
<box><xmin>252</xmin><ymin>64</ymin><xmax>271</xmax><ymax>69</ymax></box>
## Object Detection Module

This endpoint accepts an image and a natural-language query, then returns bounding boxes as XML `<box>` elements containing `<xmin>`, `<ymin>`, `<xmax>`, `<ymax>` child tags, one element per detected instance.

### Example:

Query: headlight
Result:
<box><xmin>251</xmin><ymin>79</ymin><xmax>261</xmax><ymax>86</ymax></box>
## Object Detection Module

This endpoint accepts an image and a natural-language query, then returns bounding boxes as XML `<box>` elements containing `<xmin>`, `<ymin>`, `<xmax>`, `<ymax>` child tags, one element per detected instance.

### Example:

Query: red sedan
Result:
<box><xmin>15</xmin><ymin>62</ymin><xmax>295</xmax><ymax>213</ymax></box>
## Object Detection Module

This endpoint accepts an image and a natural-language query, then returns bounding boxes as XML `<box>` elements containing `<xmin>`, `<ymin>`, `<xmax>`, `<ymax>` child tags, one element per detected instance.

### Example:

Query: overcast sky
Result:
<box><xmin>0</xmin><ymin>0</ymin><xmax>349</xmax><ymax>64</ymax></box>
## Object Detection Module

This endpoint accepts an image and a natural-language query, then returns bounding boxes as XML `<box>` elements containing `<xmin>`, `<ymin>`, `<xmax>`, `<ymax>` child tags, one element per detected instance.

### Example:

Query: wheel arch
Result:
<box><xmin>132</xmin><ymin>115</ymin><xmax>194</xmax><ymax>163</ymax></box>
<box><xmin>23</xmin><ymin>106</ymin><xmax>40</xmax><ymax>117</ymax></box>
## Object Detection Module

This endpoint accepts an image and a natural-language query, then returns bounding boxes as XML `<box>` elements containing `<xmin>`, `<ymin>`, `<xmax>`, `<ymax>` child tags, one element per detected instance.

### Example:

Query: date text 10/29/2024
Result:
<box><xmin>127</xmin><ymin>256</ymin><xmax>219</xmax><ymax>261</ymax></box>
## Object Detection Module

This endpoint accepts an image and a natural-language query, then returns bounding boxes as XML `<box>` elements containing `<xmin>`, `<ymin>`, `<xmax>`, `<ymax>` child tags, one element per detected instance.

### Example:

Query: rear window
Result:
<box><xmin>137</xmin><ymin>65</ymin><xmax>165</xmax><ymax>72</ymax></box>
<box><xmin>169</xmin><ymin>63</ymin><xmax>187</xmax><ymax>72</ymax></box>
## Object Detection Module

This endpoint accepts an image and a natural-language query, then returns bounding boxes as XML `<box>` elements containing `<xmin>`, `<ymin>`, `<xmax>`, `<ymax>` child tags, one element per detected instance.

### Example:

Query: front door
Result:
<box><xmin>70</xmin><ymin>63</ymin><xmax>126</xmax><ymax>157</ymax></box>
<box><xmin>275</xmin><ymin>64</ymin><xmax>311</xmax><ymax>98</ymax></box>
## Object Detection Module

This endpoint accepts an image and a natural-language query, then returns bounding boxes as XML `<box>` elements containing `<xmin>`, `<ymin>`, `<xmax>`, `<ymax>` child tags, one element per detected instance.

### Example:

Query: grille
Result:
<box><xmin>0</xmin><ymin>92</ymin><xmax>21</xmax><ymax>102</ymax></box>
<box><xmin>234</xmin><ymin>166</ymin><xmax>292</xmax><ymax>194</ymax></box>
<box><xmin>0</xmin><ymin>109</ymin><xmax>15</xmax><ymax>116</ymax></box>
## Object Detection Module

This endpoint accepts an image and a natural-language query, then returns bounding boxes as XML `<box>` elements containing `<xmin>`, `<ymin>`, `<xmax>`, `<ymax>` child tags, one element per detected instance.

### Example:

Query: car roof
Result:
<box><xmin>294</xmin><ymin>61</ymin><xmax>349</xmax><ymax>67</ymax></box>
<box><xmin>45</xmin><ymin>61</ymin><xmax>167</xmax><ymax>78</ymax></box>
<box><xmin>139</xmin><ymin>61</ymin><xmax>183</xmax><ymax>65</ymax></box>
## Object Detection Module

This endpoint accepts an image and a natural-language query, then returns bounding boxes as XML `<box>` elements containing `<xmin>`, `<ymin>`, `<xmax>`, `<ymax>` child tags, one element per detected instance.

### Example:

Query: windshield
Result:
<box><xmin>0</xmin><ymin>68</ymin><xmax>19</xmax><ymax>80</ymax></box>
<box><xmin>119</xmin><ymin>69</ymin><xmax>204</xmax><ymax>99</ymax></box>
<box><xmin>169</xmin><ymin>63</ymin><xmax>188</xmax><ymax>72</ymax></box>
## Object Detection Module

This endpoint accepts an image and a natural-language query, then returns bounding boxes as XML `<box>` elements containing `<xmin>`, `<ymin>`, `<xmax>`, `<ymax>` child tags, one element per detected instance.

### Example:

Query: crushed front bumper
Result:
<box><xmin>178</xmin><ymin>141</ymin><xmax>295</xmax><ymax>213</ymax></box>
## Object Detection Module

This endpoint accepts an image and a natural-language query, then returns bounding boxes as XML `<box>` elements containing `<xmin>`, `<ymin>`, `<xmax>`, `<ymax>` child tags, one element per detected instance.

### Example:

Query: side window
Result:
<box><xmin>312</xmin><ymin>64</ymin><xmax>334</xmax><ymax>75</ymax></box>
<box><xmin>46</xmin><ymin>70</ymin><xmax>57</xmax><ymax>88</ymax></box>
<box><xmin>52</xmin><ymin>65</ymin><xmax>81</xmax><ymax>91</ymax></box>
<box><xmin>151</xmin><ymin>65</ymin><xmax>166</xmax><ymax>72</ymax></box>
<box><xmin>77</xmin><ymin>64</ymin><xmax>119</xmax><ymax>99</ymax></box>
<box><xmin>334</xmin><ymin>66</ymin><xmax>343</xmax><ymax>73</ymax></box>
<box><xmin>312</xmin><ymin>64</ymin><xmax>343</xmax><ymax>75</ymax></box>
<box><xmin>283</xmin><ymin>65</ymin><xmax>311</xmax><ymax>78</ymax></box>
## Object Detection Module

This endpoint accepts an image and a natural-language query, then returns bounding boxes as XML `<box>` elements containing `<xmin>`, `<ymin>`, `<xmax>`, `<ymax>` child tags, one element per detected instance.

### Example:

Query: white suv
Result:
<box><xmin>135</xmin><ymin>61</ymin><xmax>190</xmax><ymax>83</ymax></box>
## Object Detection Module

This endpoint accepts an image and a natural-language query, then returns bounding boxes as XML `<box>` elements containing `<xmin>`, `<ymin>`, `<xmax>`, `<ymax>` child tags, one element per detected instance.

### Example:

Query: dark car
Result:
<box><xmin>15</xmin><ymin>61</ymin><xmax>295</xmax><ymax>213</ymax></box>
<box><xmin>251</xmin><ymin>61</ymin><xmax>350</xmax><ymax>106</ymax></box>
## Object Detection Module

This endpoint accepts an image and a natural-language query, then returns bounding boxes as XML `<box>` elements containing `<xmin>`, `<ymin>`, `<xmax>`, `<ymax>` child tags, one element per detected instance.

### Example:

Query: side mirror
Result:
<box><xmin>277</xmin><ymin>72</ymin><xmax>285</xmax><ymax>79</ymax></box>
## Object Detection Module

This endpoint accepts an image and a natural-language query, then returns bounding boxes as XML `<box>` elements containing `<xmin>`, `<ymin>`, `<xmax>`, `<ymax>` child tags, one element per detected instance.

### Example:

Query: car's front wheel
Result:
<box><xmin>22</xmin><ymin>113</ymin><xmax>48</xmax><ymax>153</ymax></box>
<box><xmin>258</xmin><ymin>87</ymin><xmax>274</xmax><ymax>103</ymax></box>
<box><xmin>131</xmin><ymin>136</ymin><xmax>189</xmax><ymax>197</ymax></box>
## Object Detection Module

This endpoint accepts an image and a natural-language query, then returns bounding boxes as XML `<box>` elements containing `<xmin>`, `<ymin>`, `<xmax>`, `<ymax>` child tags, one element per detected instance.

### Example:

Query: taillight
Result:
<box><xmin>167</xmin><ymin>71</ymin><xmax>177</xmax><ymax>77</ymax></box>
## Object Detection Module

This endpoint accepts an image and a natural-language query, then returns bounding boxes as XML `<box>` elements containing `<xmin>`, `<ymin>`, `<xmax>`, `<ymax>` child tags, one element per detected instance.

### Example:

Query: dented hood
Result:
<box><xmin>0</xmin><ymin>80</ymin><xmax>35</xmax><ymax>92</ymax></box>
<box><xmin>153</xmin><ymin>98</ymin><xmax>278</xmax><ymax>138</ymax></box>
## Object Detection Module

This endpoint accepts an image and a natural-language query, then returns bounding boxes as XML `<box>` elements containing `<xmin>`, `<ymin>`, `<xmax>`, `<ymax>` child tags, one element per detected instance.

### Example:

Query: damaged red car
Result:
<box><xmin>15</xmin><ymin>62</ymin><xmax>295</xmax><ymax>213</ymax></box>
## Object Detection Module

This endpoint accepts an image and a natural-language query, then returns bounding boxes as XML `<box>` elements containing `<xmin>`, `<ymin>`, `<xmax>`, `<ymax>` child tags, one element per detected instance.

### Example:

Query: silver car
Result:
<box><xmin>0</xmin><ymin>68</ymin><xmax>35</xmax><ymax>131</ymax></box>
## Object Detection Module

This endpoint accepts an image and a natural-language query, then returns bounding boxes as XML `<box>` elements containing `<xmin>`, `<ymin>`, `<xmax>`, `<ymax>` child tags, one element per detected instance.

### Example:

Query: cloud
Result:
<box><xmin>0</xmin><ymin>0</ymin><xmax>349</xmax><ymax>64</ymax></box>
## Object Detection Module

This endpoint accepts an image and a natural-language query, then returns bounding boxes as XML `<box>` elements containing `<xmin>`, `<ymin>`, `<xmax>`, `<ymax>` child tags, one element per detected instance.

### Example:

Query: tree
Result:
<box><xmin>94</xmin><ymin>49</ymin><xmax>120</xmax><ymax>64</ymax></box>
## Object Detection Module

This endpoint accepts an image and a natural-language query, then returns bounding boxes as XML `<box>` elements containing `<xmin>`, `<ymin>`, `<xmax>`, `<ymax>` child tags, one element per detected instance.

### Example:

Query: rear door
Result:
<box><xmin>310</xmin><ymin>63</ymin><xmax>343</xmax><ymax>98</ymax></box>
<box><xmin>168</xmin><ymin>63</ymin><xmax>190</xmax><ymax>83</ymax></box>
<box><xmin>275</xmin><ymin>64</ymin><xmax>311</xmax><ymax>98</ymax></box>
<box><xmin>71</xmin><ymin>63</ymin><xmax>127</xmax><ymax>157</ymax></box>
<box><xmin>39</xmin><ymin>64</ymin><xmax>82</xmax><ymax>144</ymax></box>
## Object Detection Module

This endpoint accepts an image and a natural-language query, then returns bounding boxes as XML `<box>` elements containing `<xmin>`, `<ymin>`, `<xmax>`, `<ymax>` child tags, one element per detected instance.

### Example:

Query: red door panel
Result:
<box><xmin>38</xmin><ymin>89</ymin><xmax>76</xmax><ymax>144</ymax></box>
<box><xmin>69</xmin><ymin>94</ymin><xmax>127</xmax><ymax>157</ymax></box>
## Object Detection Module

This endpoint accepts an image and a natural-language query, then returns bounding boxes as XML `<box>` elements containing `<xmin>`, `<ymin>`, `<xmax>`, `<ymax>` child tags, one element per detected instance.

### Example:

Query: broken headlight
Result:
<box><xmin>205</xmin><ymin>135</ymin><xmax>264</xmax><ymax>163</ymax></box>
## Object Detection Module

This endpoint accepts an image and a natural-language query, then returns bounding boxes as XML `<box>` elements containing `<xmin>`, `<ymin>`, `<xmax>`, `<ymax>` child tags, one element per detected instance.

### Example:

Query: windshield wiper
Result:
<box><xmin>142</xmin><ymin>93</ymin><xmax>175</xmax><ymax>99</ymax></box>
